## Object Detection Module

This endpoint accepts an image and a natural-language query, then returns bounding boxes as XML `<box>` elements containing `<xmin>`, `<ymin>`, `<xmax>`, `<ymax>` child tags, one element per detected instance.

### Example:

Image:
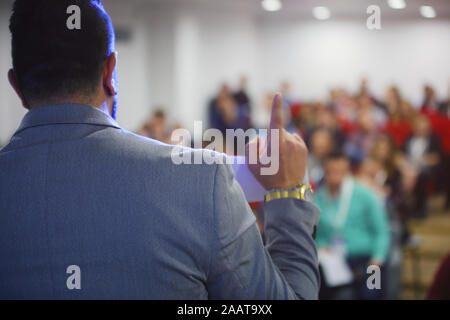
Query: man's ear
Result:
<box><xmin>8</xmin><ymin>69</ymin><xmax>29</xmax><ymax>109</ymax></box>
<box><xmin>102</xmin><ymin>52</ymin><xmax>117</xmax><ymax>97</ymax></box>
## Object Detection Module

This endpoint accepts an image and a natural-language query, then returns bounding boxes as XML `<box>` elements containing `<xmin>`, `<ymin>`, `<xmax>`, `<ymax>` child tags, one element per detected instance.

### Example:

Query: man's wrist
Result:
<box><xmin>264</xmin><ymin>184</ymin><xmax>313</xmax><ymax>203</ymax></box>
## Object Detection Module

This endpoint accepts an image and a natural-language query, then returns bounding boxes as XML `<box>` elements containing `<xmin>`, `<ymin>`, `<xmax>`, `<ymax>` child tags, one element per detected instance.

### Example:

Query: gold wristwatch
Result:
<box><xmin>264</xmin><ymin>184</ymin><xmax>313</xmax><ymax>203</ymax></box>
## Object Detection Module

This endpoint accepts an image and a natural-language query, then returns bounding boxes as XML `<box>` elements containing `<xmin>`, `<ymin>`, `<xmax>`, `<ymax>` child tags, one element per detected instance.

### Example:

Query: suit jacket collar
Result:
<box><xmin>15</xmin><ymin>103</ymin><xmax>121</xmax><ymax>135</ymax></box>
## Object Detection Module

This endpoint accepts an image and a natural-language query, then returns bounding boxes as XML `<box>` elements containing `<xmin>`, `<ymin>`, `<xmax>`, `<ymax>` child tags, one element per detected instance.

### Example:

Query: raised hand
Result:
<box><xmin>246</xmin><ymin>93</ymin><xmax>308</xmax><ymax>190</ymax></box>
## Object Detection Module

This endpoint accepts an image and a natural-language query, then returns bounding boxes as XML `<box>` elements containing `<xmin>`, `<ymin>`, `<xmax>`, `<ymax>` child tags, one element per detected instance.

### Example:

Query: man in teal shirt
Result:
<box><xmin>315</xmin><ymin>151</ymin><xmax>390</xmax><ymax>299</ymax></box>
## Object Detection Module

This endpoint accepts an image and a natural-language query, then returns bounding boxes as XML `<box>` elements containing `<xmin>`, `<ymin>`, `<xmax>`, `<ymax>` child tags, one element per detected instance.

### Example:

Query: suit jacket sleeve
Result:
<box><xmin>206</xmin><ymin>163</ymin><xmax>321</xmax><ymax>300</ymax></box>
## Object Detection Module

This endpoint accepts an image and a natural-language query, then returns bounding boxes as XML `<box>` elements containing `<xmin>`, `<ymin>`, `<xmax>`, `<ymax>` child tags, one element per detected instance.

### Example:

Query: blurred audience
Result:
<box><xmin>307</xmin><ymin>128</ymin><xmax>335</xmax><ymax>187</ymax></box>
<box><xmin>344</xmin><ymin>108</ymin><xmax>378</xmax><ymax>166</ymax></box>
<box><xmin>402</xmin><ymin>114</ymin><xmax>442</xmax><ymax>219</ymax></box>
<box><xmin>382</xmin><ymin>89</ymin><xmax>413</xmax><ymax>148</ymax></box>
<box><xmin>209</xmin><ymin>82</ymin><xmax>252</xmax><ymax>134</ymax></box>
<box><xmin>134</xmin><ymin>78</ymin><xmax>449</xmax><ymax>300</ymax></box>
<box><xmin>244</xmin><ymin>79</ymin><xmax>448</xmax><ymax>300</ymax></box>
<box><xmin>233</xmin><ymin>76</ymin><xmax>252</xmax><ymax>125</ymax></box>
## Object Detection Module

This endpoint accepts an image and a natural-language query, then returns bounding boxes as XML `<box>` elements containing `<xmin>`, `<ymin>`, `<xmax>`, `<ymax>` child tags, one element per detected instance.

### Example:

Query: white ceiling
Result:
<box><xmin>259</xmin><ymin>0</ymin><xmax>450</xmax><ymax>20</ymax></box>
<box><xmin>104</xmin><ymin>0</ymin><xmax>450</xmax><ymax>20</ymax></box>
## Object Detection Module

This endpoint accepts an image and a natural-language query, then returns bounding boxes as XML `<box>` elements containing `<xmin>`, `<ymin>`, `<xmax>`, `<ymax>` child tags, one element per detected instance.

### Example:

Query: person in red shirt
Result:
<box><xmin>382</xmin><ymin>100</ymin><xmax>415</xmax><ymax>148</ymax></box>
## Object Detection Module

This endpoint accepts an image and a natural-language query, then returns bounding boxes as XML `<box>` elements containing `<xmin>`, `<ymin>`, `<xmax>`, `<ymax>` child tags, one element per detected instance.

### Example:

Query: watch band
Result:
<box><xmin>264</xmin><ymin>184</ymin><xmax>313</xmax><ymax>203</ymax></box>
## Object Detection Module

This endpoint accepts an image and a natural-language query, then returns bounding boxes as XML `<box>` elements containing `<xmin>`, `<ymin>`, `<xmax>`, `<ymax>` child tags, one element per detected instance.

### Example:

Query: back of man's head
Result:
<box><xmin>9</xmin><ymin>0</ymin><xmax>115</xmax><ymax>106</ymax></box>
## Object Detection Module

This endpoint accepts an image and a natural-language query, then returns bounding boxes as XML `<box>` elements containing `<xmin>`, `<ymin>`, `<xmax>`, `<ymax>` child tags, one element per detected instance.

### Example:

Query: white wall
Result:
<box><xmin>1</xmin><ymin>0</ymin><xmax>449</xmax><ymax>145</ymax></box>
<box><xmin>98</xmin><ymin>1</ymin><xmax>264</xmax><ymax>133</ymax></box>
<box><xmin>260</xmin><ymin>19</ymin><xmax>450</xmax><ymax>105</ymax></box>
<box><xmin>178</xmin><ymin>4</ymin><xmax>263</xmax><ymax>132</ymax></box>
<box><xmin>0</xmin><ymin>2</ymin><xmax>26</xmax><ymax>146</ymax></box>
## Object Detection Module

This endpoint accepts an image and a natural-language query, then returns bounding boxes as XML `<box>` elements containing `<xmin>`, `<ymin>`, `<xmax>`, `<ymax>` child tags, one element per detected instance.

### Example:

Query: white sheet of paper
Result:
<box><xmin>318</xmin><ymin>248</ymin><xmax>354</xmax><ymax>287</ymax></box>
<box><xmin>231</xmin><ymin>156</ymin><xmax>267</xmax><ymax>202</ymax></box>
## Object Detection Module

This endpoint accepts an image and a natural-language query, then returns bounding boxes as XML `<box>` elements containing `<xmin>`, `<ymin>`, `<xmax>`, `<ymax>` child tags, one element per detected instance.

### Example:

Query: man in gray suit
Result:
<box><xmin>0</xmin><ymin>0</ymin><xmax>320</xmax><ymax>299</ymax></box>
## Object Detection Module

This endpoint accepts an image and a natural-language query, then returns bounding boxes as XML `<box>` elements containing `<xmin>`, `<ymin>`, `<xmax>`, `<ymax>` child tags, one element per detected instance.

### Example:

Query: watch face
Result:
<box><xmin>304</xmin><ymin>187</ymin><xmax>314</xmax><ymax>203</ymax></box>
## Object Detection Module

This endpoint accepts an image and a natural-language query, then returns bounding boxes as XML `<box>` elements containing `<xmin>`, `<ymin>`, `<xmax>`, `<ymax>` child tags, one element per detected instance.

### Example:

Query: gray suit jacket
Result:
<box><xmin>0</xmin><ymin>104</ymin><xmax>320</xmax><ymax>299</ymax></box>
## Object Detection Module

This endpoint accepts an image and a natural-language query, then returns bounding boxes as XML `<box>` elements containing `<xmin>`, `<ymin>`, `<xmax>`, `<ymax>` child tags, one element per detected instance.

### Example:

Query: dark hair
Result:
<box><xmin>324</xmin><ymin>150</ymin><xmax>349</xmax><ymax>164</ymax></box>
<box><xmin>9</xmin><ymin>0</ymin><xmax>115</xmax><ymax>104</ymax></box>
<box><xmin>153</xmin><ymin>109</ymin><xmax>166</xmax><ymax>119</ymax></box>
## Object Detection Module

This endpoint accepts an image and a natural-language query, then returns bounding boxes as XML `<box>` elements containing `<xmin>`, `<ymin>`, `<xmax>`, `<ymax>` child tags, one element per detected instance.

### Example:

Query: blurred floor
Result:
<box><xmin>401</xmin><ymin>196</ymin><xmax>450</xmax><ymax>300</ymax></box>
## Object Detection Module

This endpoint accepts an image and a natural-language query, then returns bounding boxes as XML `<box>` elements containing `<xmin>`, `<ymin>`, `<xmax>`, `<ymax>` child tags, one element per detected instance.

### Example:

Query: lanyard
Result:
<box><xmin>329</xmin><ymin>177</ymin><xmax>354</xmax><ymax>232</ymax></box>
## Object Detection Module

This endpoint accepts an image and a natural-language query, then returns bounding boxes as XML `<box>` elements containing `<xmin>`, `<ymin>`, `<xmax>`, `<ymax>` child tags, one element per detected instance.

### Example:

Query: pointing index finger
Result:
<box><xmin>270</xmin><ymin>93</ymin><xmax>284</xmax><ymax>131</ymax></box>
